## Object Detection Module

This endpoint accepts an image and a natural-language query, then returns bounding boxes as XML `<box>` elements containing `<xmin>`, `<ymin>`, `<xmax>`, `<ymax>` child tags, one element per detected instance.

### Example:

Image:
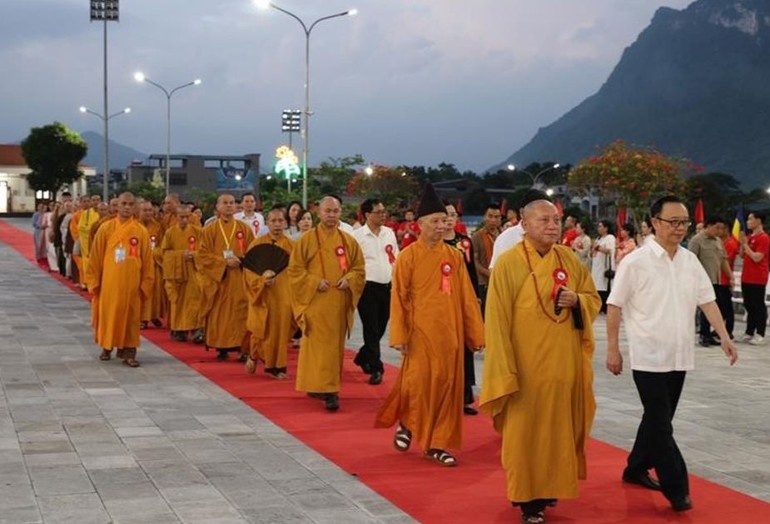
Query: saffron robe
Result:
<box><xmin>375</xmin><ymin>239</ymin><xmax>484</xmax><ymax>451</ymax></box>
<box><xmin>288</xmin><ymin>226</ymin><xmax>365</xmax><ymax>393</ymax></box>
<box><xmin>78</xmin><ymin>208</ymin><xmax>101</xmax><ymax>279</ymax></box>
<box><xmin>86</xmin><ymin>218</ymin><xmax>154</xmax><ymax>349</ymax></box>
<box><xmin>243</xmin><ymin>234</ymin><xmax>296</xmax><ymax>370</ymax></box>
<box><xmin>197</xmin><ymin>218</ymin><xmax>254</xmax><ymax>348</ymax></box>
<box><xmin>69</xmin><ymin>209</ymin><xmax>84</xmax><ymax>281</ymax></box>
<box><xmin>140</xmin><ymin>219</ymin><xmax>167</xmax><ymax>322</ymax></box>
<box><xmin>479</xmin><ymin>239</ymin><xmax>601</xmax><ymax>502</ymax></box>
<box><xmin>161</xmin><ymin>224</ymin><xmax>204</xmax><ymax>332</ymax></box>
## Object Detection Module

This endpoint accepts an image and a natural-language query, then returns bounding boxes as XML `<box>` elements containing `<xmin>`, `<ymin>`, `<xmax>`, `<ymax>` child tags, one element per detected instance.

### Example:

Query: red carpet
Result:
<box><xmin>3</xmin><ymin>218</ymin><xmax>770</xmax><ymax>523</ymax></box>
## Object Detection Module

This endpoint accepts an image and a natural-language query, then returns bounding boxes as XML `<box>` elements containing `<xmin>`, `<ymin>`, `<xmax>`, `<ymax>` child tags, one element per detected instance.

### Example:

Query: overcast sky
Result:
<box><xmin>0</xmin><ymin>0</ymin><xmax>693</xmax><ymax>172</ymax></box>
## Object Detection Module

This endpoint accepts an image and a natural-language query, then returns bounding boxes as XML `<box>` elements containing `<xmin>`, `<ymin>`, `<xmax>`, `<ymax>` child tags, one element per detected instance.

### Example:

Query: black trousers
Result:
<box><xmin>463</xmin><ymin>347</ymin><xmax>475</xmax><ymax>405</ymax></box>
<box><xmin>627</xmin><ymin>370</ymin><xmax>688</xmax><ymax>502</ymax></box>
<box><xmin>355</xmin><ymin>281</ymin><xmax>390</xmax><ymax>374</ymax></box>
<box><xmin>700</xmin><ymin>284</ymin><xmax>733</xmax><ymax>338</ymax></box>
<box><xmin>742</xmin><ymin>283</ymin><xmax>767</xmax><ymax>337</ymax></box>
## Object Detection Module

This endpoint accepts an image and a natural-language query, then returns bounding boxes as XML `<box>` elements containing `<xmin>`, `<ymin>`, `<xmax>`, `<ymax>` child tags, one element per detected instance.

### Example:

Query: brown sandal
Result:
<box><xmin>122</xmin><ymin>348</ymin><xmax>140</xmax><ymax>368</ymax></box>
<box><xmin>99</xmin><ymin>349</ymin><xmax>112</xmax><ymax>361</ymax></box>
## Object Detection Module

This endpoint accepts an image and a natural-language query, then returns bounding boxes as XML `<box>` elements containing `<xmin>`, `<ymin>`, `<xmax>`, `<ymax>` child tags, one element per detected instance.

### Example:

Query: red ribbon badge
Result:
<box><xmin>335</xmin><ymin>245</ymin><xmax>348</xmax><ymax>273</ymax></box>
<box><xmin>440</xmin><ymin>262</ymin><xmax>452</xmax><ymax>294</ymax></box>
<box><xmin>460</xmin><ymin>238</ymin><xmax>471</xmax><ymax>263</ymax></box>
<box><xmin>253</xmin><ymin>219</ymin><xmax>260</xmax><ymax>232</ymax></box>
<box><xmin>385</xmin><ymin>244</ymin><xmax>395</xmax><ymax>264</ymax></box>
<box><xmin>188</xmin><ymin>235</ymin><xmax>196</xmax><ymax>251</ymax></box>
<box><xmin>129</xmin><ymin>237</ymin><xmax>139</xmax><ymax>258</ymax></box>
<box><xmin>552</xmin><ymin>267</ymin><xmax>569</xmax><ymax>303</ymax></box>
<box><xmin>236</xmin><ymin>230</ymin><xmax>245</xmax><ymax>253</ymax></box>
<box><xmin>150</xmin><ymin>235</ymin><xmax>157</xmax><ymax>249</ymax></box>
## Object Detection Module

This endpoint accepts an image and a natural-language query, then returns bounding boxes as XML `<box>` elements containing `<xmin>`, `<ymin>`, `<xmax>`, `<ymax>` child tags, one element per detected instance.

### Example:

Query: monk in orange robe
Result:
<box><xmin>69</xmin><ymin>196</ymin><xmax>89</xmax><ymax>289</ymax></box>
<box><xmin>160</xmin><ymin>193</ymin><xmax>180</xmax><ymax>232</ymax></box>
<box><xmin>79</xmin><ymin>194</ymin><xmax>102</xmax><ymax>284</ymax></box>
<box><xmin>197</xmin><ymin>193</ymin><xmax>255</xmax><ymax>360</ymax></box>
<box><xmin>161</xmin><ymin>205</ymin><xmax>204</xmax><ymax>342</ymax></box>
<box><xmin>86</xmin><ymin>192</ymin><xmax>154</xmax><ymax>367</ymax></box>
<box><xmin>244</xmin><ymin>207</ymin><xmax>296</xmax><ymax>379</ymax></box>
<box><xmin>375</xmin><ymin>183</ymin><xmax>484</xmax><ymax>467</ymax></box>
<box><xmin>480</xmin><ymin>200</ymin><xmax>600</xmax><ymax>522</ymax></box>
<box><xmin>288</xmin><ymin>196</ymin><xmax>365</xmax><ymax>411</ymax></box>
<box><xmin>139</xmin><ymin>200</ymin><xmax>167</xmax><ymax>328</ymax></box>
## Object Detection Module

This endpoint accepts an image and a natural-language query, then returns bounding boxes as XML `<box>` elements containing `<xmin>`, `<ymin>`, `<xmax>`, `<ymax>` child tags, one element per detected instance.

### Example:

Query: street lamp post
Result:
<box><xmin>507</xmin><ymin>163</ymin><xmax>561</xmax><ymax>188</ymax></box>
<box><xmin>134</xmin><ymin>72</ymin><xmax>201</xmax><ymax>196</ymax></box>
<box><xmin>255</xmin><ymin>1</ymin><xmax>357</xmax><ymax>208</ymax></box>
<box><xmin>79</xmin><ymin>106</ymin><xmax>131</xmax><ymax>196</ymax></box>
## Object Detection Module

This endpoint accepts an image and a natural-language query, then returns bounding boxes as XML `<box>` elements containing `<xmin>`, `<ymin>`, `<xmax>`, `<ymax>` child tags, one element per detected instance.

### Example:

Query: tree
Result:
<box><xmin>314</xmin><ymin>155</ymin><xmax>366</xmax><ymax>195</ymax></box>
<box><xmin>126</xmin><ymin>181</ymin><xmax>165</xmax><ymax>204</ymax></box>
<box><xmin>346</xmin><ymin>164</ymin><xmax>420</xmax><ymax>209</ymax></box>
<box><xmin>568</xmin><ymin>140</ymin><xmax>693</xmax><ymax>222</ymax></box>
<box><xmin>21</xmin><ymin>121</ymin><xmax>88</xmax><ymax>198</ymax></box>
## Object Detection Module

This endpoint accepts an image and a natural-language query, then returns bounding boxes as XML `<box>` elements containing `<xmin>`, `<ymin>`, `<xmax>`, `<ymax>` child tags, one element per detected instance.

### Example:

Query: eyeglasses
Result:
<box><xmin>655</xmin><ymin>217</ymin><xmax>692</xmax><ymax>228</ymax></box>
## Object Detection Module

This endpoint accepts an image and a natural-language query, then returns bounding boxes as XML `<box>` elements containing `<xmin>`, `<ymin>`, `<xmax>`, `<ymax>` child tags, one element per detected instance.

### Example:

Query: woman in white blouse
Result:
<box><xmin>590</xmin><ymin>220</ymin><xmax>616</xmax><ymax>313</ymax></box>
<box><xmin>571</xmin><ymin>221</ymin><xmax>592</xmax><ymax>268</ymax></box>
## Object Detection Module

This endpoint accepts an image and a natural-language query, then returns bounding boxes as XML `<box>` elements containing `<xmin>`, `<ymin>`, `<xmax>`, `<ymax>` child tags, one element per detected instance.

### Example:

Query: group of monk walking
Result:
<box><xmin>73</xmin><ymin>183</ymin><xmax>737</xmax><ymax>523</ymax></box>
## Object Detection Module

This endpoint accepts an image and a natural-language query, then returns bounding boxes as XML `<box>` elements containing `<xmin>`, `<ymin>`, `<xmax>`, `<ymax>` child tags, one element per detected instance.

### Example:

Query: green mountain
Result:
<box><xmin>80</xmin><ymin>131</ymin><xmax>147</xmax><ymax>173</ymax></box>
<box><xmin>495</xmin><ymin>0</ymin><xmax>770</xmax><ymax>190</ymax></box>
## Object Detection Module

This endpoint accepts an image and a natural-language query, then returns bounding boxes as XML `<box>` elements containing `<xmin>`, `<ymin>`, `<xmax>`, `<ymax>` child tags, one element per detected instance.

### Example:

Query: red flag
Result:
<box><xmin>694</xmin><ymin>199</ymin><xmax>705</xmax><ymax>224</ymax></box>
<box><xmin>555</xmin><ymin>199</ymin><xmax>564</xmax><ymax>217</ymax></box>
<box><xmin>500</xmin><ymin>198</ymin><xmax>507</xmax><ymax>217</ymax></box>
<box><xmin>455</xmin><ymin>198</ymin><xmax>464</xmax><ymax>215</ymax></box>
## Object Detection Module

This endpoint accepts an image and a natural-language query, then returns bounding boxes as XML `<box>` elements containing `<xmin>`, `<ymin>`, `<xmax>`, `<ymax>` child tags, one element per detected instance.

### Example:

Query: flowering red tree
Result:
<box><xmin>568</xmin><ymin>140</ymin><xmax>697</xmax><ymax>222</ymax></box>
<box><xmin>346</xmin><ymin>164</ymin><xmax>419</xmax><ymax>208</ymax></box>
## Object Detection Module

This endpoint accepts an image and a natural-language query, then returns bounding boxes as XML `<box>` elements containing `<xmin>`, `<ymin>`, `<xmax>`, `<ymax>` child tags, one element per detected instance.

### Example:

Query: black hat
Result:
<box><xmin>519</xmin><ymin>188</ymin><xmax>551</xmax><ymax>210</ymax></box>
<box><xmin>416</xmin><ymin>183</ymin><xmax>446</xmax><ymax>218</ymax></box>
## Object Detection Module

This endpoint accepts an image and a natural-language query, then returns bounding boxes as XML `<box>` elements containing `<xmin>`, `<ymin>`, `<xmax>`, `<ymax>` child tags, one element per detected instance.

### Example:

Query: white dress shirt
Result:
<box><xmin>352</xmin><ymin>224</ymin><xmax>399</xmax><ymax>284</ymax></box>
<box><xmin>234</xmin><ymin>211</ymin><xmax>266</xmax><ymax>238</ymax></box>
<box><xmin>489</xmin><ymin>223</ymin><xmax>524</xmax><ymax>269</ymax></box>
<box><xmin>607</xmin><ymin>239</ymin><xmax>716</xmax><ymax>372</ymax></box>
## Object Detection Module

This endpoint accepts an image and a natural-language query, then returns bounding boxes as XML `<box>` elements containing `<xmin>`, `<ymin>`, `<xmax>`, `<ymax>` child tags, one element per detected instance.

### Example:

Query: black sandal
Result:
<box><xmin>99</xmin><ymin>349</ymin><xmax>112</xmax><ymax>361</ymax></box>
<box><xmin>424</xmin><ymin>448</ymin><xmax>457</xmax><ymax>467</ymax></box>
<box><xmin>393</xmin><ymin>425</ymin><xmax>412</xmax><ymax>452</ymax></box>
<box><xmin>521</xmin><ymin>512</ymin><xmax>545</xmax><ymax>524</ymax></box>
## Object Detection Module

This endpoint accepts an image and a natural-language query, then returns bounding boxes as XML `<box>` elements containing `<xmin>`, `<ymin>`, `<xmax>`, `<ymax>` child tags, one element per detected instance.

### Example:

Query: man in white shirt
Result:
<box><xmin>489</xmin><ymin>189</ymin><xmax>548</xmax><ymax>269</ymax></box>
<box><xmin>352</xmin><ymin>198</ymin><xmax>399</xmax><ymax>385</ymax></box>
<box><xmin>606</xmin><ymin>195</ymin><xmax>737</xmax><ymax>513</ymax></box>
<box><xmin>233</xmin><ymin>192</ymin><xmax>266</xmax><ymax>238</ymax></box>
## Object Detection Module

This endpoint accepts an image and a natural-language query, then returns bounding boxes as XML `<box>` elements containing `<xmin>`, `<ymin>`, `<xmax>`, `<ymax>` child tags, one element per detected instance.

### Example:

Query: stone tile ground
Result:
<box><xmin>1</xmin><ymin>218</ymin><xmax>768</xmax><ymax>523</ymax></box>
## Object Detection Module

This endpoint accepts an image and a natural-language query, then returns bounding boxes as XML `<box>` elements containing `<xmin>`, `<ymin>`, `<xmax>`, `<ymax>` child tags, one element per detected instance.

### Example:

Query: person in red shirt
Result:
<box><xmin>739</xmin><ymin>211</ymin><xmax>769</xmax><ymax>345</ymax></box>
<box><xmin>561</xmin><ymin>215</ymin><xmax>579</xmax><ymax>247</ymax></box>
<box><xmin>719</xmin><ymin>221</ymin><xmax>740</xmax><ymax>339</ymax></box>
<box><xmin>398</xmin><ymin>209</ymin><xmax>421</xmax><ymax>248</ymax></box>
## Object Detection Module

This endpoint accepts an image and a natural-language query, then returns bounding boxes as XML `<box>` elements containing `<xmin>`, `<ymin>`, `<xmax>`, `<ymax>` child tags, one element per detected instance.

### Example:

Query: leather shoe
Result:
<box><xmin>463</xmin><ymin>406</ymin><xmax>479</xmax><ymax>416</ymax></box>
<box><xmin>622</xmin><ymin>470</ymin><xmax>662</xmax><ymax>491</ymax></box>
<box><xmin>324</xmin><ymin>393</ymin><xmax>339</xmax><ymax>412</ymax></box>
<box><xmin>671</xmin><ymin>495</ymin><xmax>693</xmax><ymax>512</ymax></box>
<box><xmin>369</xmin><ymin>371</ymin><xmax>383</xmax><ymax>385</ymax></box>
<box><xmin>699</xmin><ymin>336</ymin><xmax>717</xmax><ymax>347</ymax></box>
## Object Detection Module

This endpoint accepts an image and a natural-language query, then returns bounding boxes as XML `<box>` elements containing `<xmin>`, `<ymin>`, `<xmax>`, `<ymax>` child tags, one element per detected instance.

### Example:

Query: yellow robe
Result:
<box><xmin>243</xmin><ymin>234</ymin><xmax>296</xmax><ymax>370</ymax></box>
<box><xmin>140</xmin><ymin>219</ymin><xmax>167</xmax><ymax>322</ymax></box>
<box><xmin>78</xmin><ymin>208</ymin><xmax>101</xmax><ymax>280</ymax></box>
<box><xmin>161</xmin><ymin>224</ymin><xmax>204</xmax><ymax>332</ymax></box>
<box><xmin>375</xmin><ymin>239</ymin><xmax>485</xmax><ymax>451</ymax></box>
<box><xmin>479</xmin><ymin>239</ymin><xmax>600</xmax><ymax>502</ymax></box>
<box><xmin>288</xmin><ymin>226</ymin><xmax>365</xmax><ymax>393</ymax></box>
<box><xmin>86</xmin><ymin>218</ymin><xmax>154</xmax><ymax>349</ymax></box>
<box><xmin>198</xmin><ymin>218</ymin><xmax>255</xmax><ymax>348</ymax></box>
<box><xmin>70</xmin><ymin>209</ymin><xmax>83</xmax><ymax>281</ymax></box>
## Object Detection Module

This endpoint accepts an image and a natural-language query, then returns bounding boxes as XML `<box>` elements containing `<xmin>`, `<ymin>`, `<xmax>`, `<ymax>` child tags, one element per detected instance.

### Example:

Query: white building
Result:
<box><xmin>0</xmin><ymin>144</ymin><xmax>95</xmax><ymax>214</ymax></box>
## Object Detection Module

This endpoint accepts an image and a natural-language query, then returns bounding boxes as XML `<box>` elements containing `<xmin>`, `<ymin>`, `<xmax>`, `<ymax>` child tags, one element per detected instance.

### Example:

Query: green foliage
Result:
<box><xmin>21</xmin><ymin>121</ymin><xmax>88</xmax><ymax>197</ymax></box>
<box><xmin>314</xmin><ymin>155</ymin><xmax>366</xmax><ymax>196</ymax></box>
<box><xmin>346</xmin><ymin>165</ymin><xmax>420</xmax><ymax>209</ymax></box>
<box><xmin>126</xmin><ymin>181</ymin><xmax>166</xmax><ymax>204</ymax></box>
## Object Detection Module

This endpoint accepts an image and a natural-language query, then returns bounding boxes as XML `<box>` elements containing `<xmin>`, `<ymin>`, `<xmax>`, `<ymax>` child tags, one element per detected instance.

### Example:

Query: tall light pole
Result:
<box><xmin>507</xmin><ymin>163</ymin><xmax>561</xmax><ymax>188</ymax></box>
<box><xmin>89</xmin><ymin>0</ymin><xmax>120</xmax><ymax>202</ymax></box>
<box><xmin>255</xmin><ymin>1</ymin><xmax>358</xmax><ymax>208</ymax></box>
<box><xmin>133</xmin><ymin>72</ymin><xmax>201</xmax><ymax>196</ymax></box>
<box><xmin>79</xmin><ymin>106</ymin><xmax>131</xmax><ymax>196</ymax></box>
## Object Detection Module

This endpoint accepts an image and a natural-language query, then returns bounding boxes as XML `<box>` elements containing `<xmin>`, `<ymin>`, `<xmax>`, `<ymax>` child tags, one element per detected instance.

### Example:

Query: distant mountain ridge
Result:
<box><xmin>494</xmin><ymin>0</ymin><xmax>770</xmax><ymax>189</ymax></box>
<box><xmin>80</xmin><ymin>131</ymin><xmax>147</xmax><ymax>172</ymax></box>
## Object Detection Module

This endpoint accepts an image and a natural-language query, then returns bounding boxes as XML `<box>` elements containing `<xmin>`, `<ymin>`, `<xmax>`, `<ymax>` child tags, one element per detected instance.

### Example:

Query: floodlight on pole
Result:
<box><xmin>90</xmin><ymin>0</ymin><xmax>120</xmax><ymax>201</ymax></box>
<box><xmin>254</xmin><ymin>1</ymin><xmax>358</xmax><ymax>208</ymax></box>
<box><xmin>134</xmin><ymin>72</ymin><xmax>202</xmax><ymax>196</ymax></box>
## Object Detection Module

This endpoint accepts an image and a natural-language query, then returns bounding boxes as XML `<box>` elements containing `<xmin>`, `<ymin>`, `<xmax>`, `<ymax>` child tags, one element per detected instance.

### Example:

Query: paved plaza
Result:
<box><xmin>1</xmin><ymin>217</ymin><xmax>769</xmax><ymax>523</ymax></box>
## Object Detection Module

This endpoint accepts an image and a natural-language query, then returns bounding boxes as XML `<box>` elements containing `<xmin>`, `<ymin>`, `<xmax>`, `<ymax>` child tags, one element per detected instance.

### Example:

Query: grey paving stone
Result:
<box><xmin>28</xmin><ymin>465</ymin><xmax>94</xmax><ymax>496</ymax></box>
<box><xmin>36</xmin><ymin>493</ymin><xmax>110</xmax><ymax>524</ymax></box>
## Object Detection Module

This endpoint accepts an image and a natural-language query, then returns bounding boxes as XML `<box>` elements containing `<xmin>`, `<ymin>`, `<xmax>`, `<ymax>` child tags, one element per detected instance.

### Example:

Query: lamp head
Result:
<box><xmin>134</xmin><ymin>72</ymin><xmax>145</xmax><ymax>82</ymax></box>
<box><xmin>347</xmin><ymin>9</ymin><xmax>358</xmax><ymax>16</ymax></box>
<box><xmin>507</xmin><ymin>164</ymin><xmax>515</xmax><ymax>171</ymax></box>
<box><xmin>254</xmin><ymin>0</ymin><xmax>271</xmax><ymax>9</ymax></box>
<box><xmin>124</xmin><ymin>107</ymin><xmax>131</xmax><ymax>114</ymax></box>
<box><xmin>193</xmin><ymin>79</ymin><xmax>202</xmax><ymax>85</ymax></box>
<box><xmin>79</xmin><ymin>106</ymin><xmax>87</xmax><ymax>113</ymax></box>
<box><xmin>553</xmin><ymin>163</ymin><xmax>560</xmax><ymax>169</ymax></box>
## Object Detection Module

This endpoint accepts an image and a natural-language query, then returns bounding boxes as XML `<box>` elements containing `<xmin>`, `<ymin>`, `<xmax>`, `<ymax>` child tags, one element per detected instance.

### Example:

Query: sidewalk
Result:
<box><xmin>1</xmin><ymin>217</ymin><xmax>769</xmax><ymax>524</ymax></box>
